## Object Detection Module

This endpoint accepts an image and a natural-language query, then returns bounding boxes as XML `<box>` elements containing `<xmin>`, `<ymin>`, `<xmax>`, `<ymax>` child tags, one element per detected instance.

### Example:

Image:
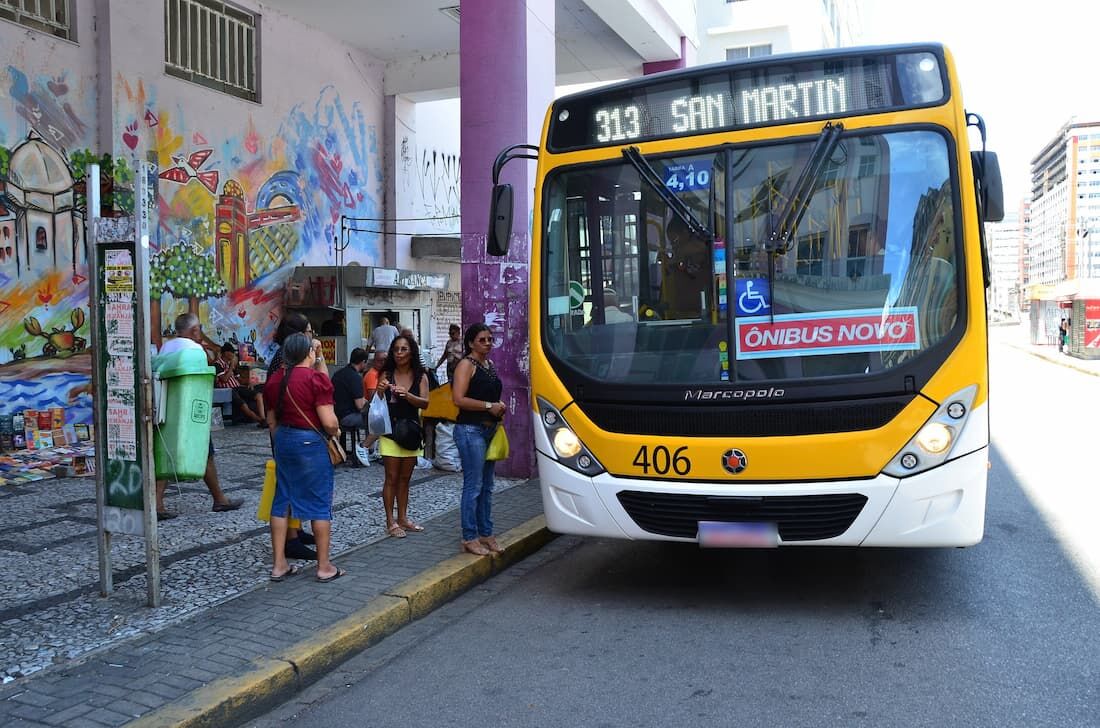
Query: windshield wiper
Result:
<box><xmin>623</xmin><ymin>146</ymin><xmax>713</xmax><ymax>241</ymax></box>
<box><xmin>766</xmin><ymin>121</ymin><xmax>844</xmax><ymax>256</ymax></box>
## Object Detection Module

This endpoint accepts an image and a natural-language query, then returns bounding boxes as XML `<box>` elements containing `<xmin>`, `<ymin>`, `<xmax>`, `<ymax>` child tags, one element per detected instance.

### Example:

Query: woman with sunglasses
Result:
<box><xmin>376</xmin><ymin>335</ymin><xmax>430</xmax><ymax>538</ymax></box>
<box><xmin>450</xmin><ymin>323</ymin><xmax>506</xmax><ymax>555</ymax></box>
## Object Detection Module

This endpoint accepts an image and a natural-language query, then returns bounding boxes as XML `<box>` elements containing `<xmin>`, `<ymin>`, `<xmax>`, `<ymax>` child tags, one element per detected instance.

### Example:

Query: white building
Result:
<box><xmin>695</xmin><ymin>0</ymin><xmax>863</xmax><ymax>65</ymax></box>
<box><xmin>1027</xmin><ymin>119</ymin><xmax>1100</xmax><ymax>287</ymax></box>
<box><xmin>986</xmin><ymin>211</ymin><xmax>1021</xmax><ymax>320</ymax></box>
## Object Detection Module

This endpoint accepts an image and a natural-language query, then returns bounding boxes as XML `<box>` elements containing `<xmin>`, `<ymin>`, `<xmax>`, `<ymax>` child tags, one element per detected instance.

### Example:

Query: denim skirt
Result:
<box><xmin>272</xmin><ymin>426</ymin><xmax>334</xmax><ymax>521</ymax></box>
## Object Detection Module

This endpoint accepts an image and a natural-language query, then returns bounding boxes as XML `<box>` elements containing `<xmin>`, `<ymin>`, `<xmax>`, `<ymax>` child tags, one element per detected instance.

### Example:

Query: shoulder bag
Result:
<box><xmin>287</xmin><ymin>386</ymin><xmax>346</xmax><ymax>465</ymax></box>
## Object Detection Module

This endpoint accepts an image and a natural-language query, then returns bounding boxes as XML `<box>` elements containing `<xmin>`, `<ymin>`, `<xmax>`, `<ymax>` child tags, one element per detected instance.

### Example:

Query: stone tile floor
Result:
<box><xmin>0</xmin><ymin>424</ymin><xmax>519</xmax><ymax>683</ymax></box>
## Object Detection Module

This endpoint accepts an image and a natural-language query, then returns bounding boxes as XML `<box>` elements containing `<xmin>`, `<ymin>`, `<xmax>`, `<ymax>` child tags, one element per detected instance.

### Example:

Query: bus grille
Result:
<box><xmin>581</xmin><ymin>399</ymin><xmax>908</xmax><ymax>437</ymax></box>
<box><xmin>616</xmin><ymin>491</ymin><xmax>868</xmax><ymax>541</ymax></box>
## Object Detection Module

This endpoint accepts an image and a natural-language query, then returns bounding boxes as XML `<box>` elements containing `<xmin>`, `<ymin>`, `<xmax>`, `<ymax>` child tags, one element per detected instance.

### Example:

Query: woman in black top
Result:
<box><xmin>376</xmin><ymin>335</ymin><xmax>430</xmax><ymax>538</ymax></box>
<box><xmin>451</xmin><ymin>323</ymin><xmax>506</xmax><ymax>555</ymax></box>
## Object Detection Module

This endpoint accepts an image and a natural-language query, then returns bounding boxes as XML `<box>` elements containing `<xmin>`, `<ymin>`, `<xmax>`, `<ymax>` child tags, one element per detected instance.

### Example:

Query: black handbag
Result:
<box><xmin>391</xmin><ymin>417</ymin><xmax>424</xmax><ymax>451</ymax></box>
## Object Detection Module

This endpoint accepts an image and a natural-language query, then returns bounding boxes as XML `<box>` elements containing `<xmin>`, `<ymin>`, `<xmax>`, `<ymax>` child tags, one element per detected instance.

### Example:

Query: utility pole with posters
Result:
<box><xmin>89</xmin><ymin>162</ymin><xmax>162</xmax><ymax>606</ymax></box>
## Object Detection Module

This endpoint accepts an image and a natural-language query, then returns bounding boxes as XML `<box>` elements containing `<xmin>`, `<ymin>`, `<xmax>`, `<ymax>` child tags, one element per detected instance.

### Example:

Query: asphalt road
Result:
<box><xmin>250</xmin><ymin>341</ymin><xmax>1100</xmax><ymax>728</ymax></box>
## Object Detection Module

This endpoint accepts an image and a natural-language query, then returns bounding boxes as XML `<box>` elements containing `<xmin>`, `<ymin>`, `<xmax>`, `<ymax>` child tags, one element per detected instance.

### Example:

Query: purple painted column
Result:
<box><xmin>460</xmin><ymin>0</ymin><xmax>555</xmax><ymax>477</ymax></box>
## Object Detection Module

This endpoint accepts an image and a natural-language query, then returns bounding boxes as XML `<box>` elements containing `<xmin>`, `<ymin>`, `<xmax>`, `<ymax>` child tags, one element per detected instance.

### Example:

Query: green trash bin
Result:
<box><xmin>153</xmin><ymin>347</ymin><xmax>215</xmax><ymax>480</ymax></box>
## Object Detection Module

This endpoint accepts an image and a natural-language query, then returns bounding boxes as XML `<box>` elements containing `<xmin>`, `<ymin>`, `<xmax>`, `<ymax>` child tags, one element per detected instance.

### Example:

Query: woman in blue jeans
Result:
<box><xmin>263</xmin><ymin>333</ymin><xmax>345</xmax><ymax>582</ymax></box>
<box><xmin>451</xmin><ymin>323</ymin><xmax>506</xmax><ymax>555</ymax></box>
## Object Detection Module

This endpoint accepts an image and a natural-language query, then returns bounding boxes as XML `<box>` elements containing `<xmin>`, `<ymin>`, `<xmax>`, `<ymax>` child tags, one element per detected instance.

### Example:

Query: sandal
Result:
<box><xmin>269</xmin><ymin>565</ymin><xmax>300</xmax><ymax>582</ymax></box>
<box><xmin>399</xmin><ymin>520</ymin><xmax>425</xmax><ymax>533</ymax></box>
<box><xmin>462</xmin><ymin>539</ymin><xmax>490</xmax><ymax>556</ymax></box>
<box><xmin>479</xmin><ymin>536</ymin><xmax>504</xmax><ymax>554</ymax></box>
<box><xmin>387</xmin><ymin>524</ymin><xmax>407</xmax><ymax>539</ymax></box>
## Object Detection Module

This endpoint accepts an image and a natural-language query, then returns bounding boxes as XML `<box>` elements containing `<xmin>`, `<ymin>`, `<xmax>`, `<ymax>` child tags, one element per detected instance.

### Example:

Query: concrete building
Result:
<box><xmin>0</xmin><ymin>0</ymin><xmax>698</xmax><ymax>476</ymax></box>
<box><xmin>695</xmin><ymin>0</ymin><xmax>863</xmax><ymax>65</ymax></box>
<box><xmin>987</xmin><ymin>211</ymin><xmax>1021</xmax><ymax>321</ymax></box>
<box><xmin>1026</xmin><ymin>119</ymin><xmax>1100</xmax><ymax>344</ymax></box>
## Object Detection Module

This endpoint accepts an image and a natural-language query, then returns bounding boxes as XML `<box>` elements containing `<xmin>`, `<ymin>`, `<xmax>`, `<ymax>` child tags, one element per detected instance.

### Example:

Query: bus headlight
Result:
<box><xmin>537</xmin><ymin>397</ymin><xmax>605</xmax><ymax>476</ymax></box>
<box><xmin>915</xmin><ymin>422</ymin><xmax>953</xmax><ymax>454</ymax></box>
<box><xmin>883</xmin><ymin>385</ymin><xmax>977</xmax><ymax>478</ymax></box>
<box><xmin>552</xmin><ymin>428</ymin><xmax>583</xmax><ymax>458</ymax></box>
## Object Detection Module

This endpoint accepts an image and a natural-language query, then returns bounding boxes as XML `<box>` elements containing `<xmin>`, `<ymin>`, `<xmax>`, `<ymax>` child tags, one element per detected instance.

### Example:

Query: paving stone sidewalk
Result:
<box><xmin>0</xmin><ymin>423</ymin><xmax>543</xmax><ymax>726</ymax></box>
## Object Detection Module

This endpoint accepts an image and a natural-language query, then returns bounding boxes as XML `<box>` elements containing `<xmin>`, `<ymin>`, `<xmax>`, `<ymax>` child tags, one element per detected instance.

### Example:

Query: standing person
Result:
<box><xmin>375</xmin><ymin>334</ymin><xmax>430</xmax><ymax>538</ymax></box>
<box><xmin>266</xmin><ymin>312</ymin><xmax>326</xmax><ymax>559</ymax></box>
<box><xmin>436</xmin><ymin>323</ymin><xmax>464</xmax><ymax>383</ymax></box>
<box><xmin>1058</xmin><ymin>319</ymin><xmax>1067</xmax><ymax>352</ymax></box>
<box><xmin>368</xmin><ymin>316</ymin><xmax>400</xmax><ymax>354</ymax></box>
<box><xmin>263</xmin><ymin>333</ymin><xmax>345</xmax><ymax>583</ymax></box>
<box><xmin>331</xmin><ymin>348</ymin><xmax>370</xmax><ymax>464</ymax></box>
<box><xmin>356</xmin><ymin>350</ymin><xmax>387</xmax><ymax>463</ymax></box>
<box><xmin>450</xmin><ymin>323</ymin><xmax>506</xmax><ymax>556</ymax></box>
<box><xmin>154</xmin><ymin>313</ymin><xmax>244</xmax><ymax>519</ymax></box>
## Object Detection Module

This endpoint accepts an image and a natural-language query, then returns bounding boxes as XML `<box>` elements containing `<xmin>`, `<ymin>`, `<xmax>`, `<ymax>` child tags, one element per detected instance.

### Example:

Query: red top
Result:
<box><xmin>263</xmin><ymin>367</ymin><xmax>334</xmax><ymax>431</ymax></box>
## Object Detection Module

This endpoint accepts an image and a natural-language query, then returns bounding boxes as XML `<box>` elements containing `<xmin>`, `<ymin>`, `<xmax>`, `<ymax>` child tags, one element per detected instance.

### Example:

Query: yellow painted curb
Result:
<box><xmin>131</xmin><ymin>515</ymin><xmax>554</xmax><ymax>727</ymax></box>
<box><xmin>127</xmin><ymin>657</ymin><xmax>295</xmax><ymax>728</ymax></box>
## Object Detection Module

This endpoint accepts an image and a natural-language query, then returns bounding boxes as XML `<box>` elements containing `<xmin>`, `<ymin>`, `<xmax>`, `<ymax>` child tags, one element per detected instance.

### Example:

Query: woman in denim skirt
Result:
<box><xmin>450</xmin><ymin>323</ymin><xmax>506</xmax><ymax>556</ymax></box>
<box><xmin>263</xmin><ymin>333</ymin><xmax>345</xmax><ymax>582</ymax></box>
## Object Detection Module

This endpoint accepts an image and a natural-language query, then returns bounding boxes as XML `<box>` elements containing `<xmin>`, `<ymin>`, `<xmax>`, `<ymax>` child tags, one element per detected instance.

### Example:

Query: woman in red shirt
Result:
<box><xmin>263</xmin><ymin>333</ymin><xmax>344</xmax><ymax>582</ymax></box>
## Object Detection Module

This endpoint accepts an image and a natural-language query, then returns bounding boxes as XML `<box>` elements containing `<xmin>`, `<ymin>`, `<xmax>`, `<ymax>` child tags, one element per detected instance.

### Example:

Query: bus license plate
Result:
<box><xmin>697</xmin><ymin>521</ymin><xmax>778</xmax><ymax>548</ymax></box>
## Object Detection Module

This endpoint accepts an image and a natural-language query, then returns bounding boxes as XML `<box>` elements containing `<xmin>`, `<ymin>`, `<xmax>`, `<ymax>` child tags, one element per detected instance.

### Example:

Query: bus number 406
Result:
<box><xmin>633</xmin><ymin>445</ymin><xmax>691</xmax><ymax>476</ymax></box>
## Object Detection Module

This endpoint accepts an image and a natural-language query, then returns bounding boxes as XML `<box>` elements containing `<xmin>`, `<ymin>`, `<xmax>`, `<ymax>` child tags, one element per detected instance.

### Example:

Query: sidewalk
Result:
<box><xmin>989</xmin><ymin>322</ymin><xmax>1100</xmax><ymax>377</ymax></box>
<box><xmin>0</xmin><ymin>424</ymin><xmax>550</xmax><ymax>726</ymax></box>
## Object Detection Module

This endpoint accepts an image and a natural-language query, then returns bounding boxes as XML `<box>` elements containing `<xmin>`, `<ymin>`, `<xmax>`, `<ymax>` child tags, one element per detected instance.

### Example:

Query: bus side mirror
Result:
<box><xmin>972</xmin><ymin>151</ymin><xmax>1004</xmax><ymax>222</ymax></box>
<box><xmin>488</xmin><ymin>184</ymin><xmax>513</xmax><ymax>256</ymax></box>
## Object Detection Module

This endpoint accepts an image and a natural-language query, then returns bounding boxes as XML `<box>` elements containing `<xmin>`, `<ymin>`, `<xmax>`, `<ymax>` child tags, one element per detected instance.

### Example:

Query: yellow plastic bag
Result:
<box><xmin>257</xmin><ymin>460</ymin><xmax>301</xmax><ymax>528</ymax></box>
<box><xmin>486</xmin><ymin>425</ymin><xmax>509</xmax><ymax>461</ymax></box>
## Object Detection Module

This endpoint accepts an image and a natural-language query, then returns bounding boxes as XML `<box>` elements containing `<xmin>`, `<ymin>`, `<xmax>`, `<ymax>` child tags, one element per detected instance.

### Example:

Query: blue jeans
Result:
<box><xmin>454</xmin><ymin>422</ymin><xmax>496</xmax><ymax>541</ymax></box>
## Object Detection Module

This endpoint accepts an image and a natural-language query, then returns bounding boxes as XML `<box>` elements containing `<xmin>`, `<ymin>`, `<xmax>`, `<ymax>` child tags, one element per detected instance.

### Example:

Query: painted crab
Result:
<box><xmin>24</xmin><ymin>308</ymin><xmax>87</xmax><ymax>358</ymax></box>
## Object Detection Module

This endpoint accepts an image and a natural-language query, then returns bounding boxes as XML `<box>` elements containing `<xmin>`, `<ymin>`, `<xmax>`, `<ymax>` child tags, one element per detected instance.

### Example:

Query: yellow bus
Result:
<box><xmin>489</xmin><ymin>44</ymin><xmax>1003</xmax><ymax>547</ymax></box>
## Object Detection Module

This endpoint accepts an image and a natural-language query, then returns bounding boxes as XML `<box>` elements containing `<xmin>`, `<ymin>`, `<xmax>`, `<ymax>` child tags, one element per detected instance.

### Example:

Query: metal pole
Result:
<box><xmin>135</xmin><ymin>161</ymin><xmax>161</xmax><ymax>607</ymax></box>
<box><xmin>89</xmin><ymin>164</ymin><xmax>112</xmax><ymax>597</ymax></box>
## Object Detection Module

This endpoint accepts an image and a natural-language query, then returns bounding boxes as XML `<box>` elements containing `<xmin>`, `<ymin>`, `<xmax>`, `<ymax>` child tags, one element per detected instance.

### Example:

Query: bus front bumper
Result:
<box><xmin>535</xmin><ymin>447</ymin><xmax>987</xmax><ymax>547</ymax></box>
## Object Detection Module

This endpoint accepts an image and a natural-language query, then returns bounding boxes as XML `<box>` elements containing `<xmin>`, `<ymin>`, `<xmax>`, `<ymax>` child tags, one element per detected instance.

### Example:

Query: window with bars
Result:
<box><xmin>0</xmin><ymin>0</ymin><xmax>73</xmax><ymax>41</ymax></box>
<box><xmin>164</xmin><ymin>0</ymin><xmax>259</xmax><ymax>102</ymax></box>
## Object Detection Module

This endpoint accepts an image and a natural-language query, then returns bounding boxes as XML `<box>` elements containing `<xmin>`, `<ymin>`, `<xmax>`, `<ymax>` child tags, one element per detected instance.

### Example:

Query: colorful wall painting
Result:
<box><xmin>0</xmin><ymin>62</ymin><xmax>384</xmax><ymax>425</ymax></box>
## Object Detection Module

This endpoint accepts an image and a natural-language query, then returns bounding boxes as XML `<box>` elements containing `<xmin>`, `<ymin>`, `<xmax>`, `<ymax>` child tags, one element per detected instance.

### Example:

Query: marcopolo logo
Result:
<box><xmin>683</xmin><ymin>387</ymin><xmax>785</xmax><ymax>401</ymax></box>
<box><xmin>722</xmin><ymin>448</ymin><xmax>748</xmax><ymax>474</ymax></box>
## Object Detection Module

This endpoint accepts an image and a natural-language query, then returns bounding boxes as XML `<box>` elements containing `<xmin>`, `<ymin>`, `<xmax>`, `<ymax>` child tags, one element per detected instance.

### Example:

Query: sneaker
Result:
<box><xmin>212</xmin><ymin>497</ymin><xmax>245</xmax><ymax>512</ymax></box>
<box><xmin>355</xmin><ymin>442</ymin><xmax>371</xmax><ymax>465</ymax></box>
<box><xmin>285</xmin><ymin>539</ymin><xmax>317</xmax><ymax>560</ymax></box>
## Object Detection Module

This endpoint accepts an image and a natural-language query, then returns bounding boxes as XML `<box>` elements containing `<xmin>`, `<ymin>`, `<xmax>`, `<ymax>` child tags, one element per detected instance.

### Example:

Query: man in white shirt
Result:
<box><xmin>368</xmin><ymin>316</ymin><xmax>400</xmax><ymax>354</ymax></box>
<box><xmin>601</xmin><ymin>289</ymin><xmax>634</xmax><ymax>324</ymax></box>
<box><xmin>154</xmin><ymin>313</ymin><xmax>244</xmax><ymax>520</ymax></box>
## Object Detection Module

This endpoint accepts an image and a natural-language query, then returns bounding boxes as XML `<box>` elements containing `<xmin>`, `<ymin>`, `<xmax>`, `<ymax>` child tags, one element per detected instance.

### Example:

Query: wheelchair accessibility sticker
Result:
<box><xmin>734</xmin><ymin>278</ymin><xmax>771</xmax><ymax>317</ymax></box>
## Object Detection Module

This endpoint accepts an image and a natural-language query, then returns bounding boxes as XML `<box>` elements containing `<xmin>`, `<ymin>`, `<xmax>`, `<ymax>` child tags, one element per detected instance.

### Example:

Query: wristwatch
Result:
<box><xmin>483</xmin><ymin>401</ymin><xmax>492</xmax><ymax>410</ymax></box>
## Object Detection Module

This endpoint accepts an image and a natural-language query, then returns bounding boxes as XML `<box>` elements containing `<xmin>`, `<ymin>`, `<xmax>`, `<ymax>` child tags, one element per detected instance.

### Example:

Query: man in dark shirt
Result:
<box><xmin>331</xmin><ymin>347</ymin><xmax>370</xmax><ymax>430</ymax></box>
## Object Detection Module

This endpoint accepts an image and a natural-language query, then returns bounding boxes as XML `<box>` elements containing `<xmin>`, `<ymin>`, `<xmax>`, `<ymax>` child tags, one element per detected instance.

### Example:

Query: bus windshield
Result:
<box><xmin>542</xmin><ymin>128</ymin><xmax>960</xmax><ymax>384</ymax></box>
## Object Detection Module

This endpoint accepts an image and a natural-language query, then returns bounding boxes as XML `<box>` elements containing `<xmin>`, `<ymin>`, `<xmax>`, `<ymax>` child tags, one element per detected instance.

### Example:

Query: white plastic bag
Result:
<box><xmin>432</xmin><ymin>422</ymin><xmax>462</xmax><ymax>472</ymax></box>
<box><xmin>367</xmin><ymin>393</ymin><xmax>392</xmax><ymax>436</ymax></box>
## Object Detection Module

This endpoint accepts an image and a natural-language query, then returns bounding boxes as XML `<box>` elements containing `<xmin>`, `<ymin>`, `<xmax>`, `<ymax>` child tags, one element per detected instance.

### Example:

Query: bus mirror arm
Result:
<box><xmin>488</xmin><ymin>144</ymin><xmax>539</xmax><ymax>257</ymax></box>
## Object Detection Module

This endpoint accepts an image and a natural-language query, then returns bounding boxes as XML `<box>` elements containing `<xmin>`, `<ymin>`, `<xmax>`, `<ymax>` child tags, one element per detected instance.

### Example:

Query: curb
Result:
<box><xmin>128</xmin><ymin>516</ymin><xmax>555</xmax><ymax>728</ymax></box>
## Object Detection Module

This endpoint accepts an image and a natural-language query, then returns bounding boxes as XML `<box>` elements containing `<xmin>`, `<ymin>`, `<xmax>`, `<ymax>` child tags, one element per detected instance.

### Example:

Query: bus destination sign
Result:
<box><xmin>549</xmin><ymin>49</ymin><xmax>946</xmax><ymax>152</ymax></box>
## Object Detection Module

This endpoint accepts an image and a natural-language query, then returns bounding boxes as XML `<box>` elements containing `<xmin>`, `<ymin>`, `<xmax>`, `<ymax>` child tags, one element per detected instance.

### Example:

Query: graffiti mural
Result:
<box><xmin>116</xmin><ymin>79</ymin><xmax>383</xmax><ymax>357</ymax></box>
<box><xmin>0</xmin><ymin>60</ymin><xmax>384</xmax><ymax>426</ymax></box>
<box><xmin>0</xmin><ymin>61</ymin><xmax>99</xmax><ymax>424</ymax></box>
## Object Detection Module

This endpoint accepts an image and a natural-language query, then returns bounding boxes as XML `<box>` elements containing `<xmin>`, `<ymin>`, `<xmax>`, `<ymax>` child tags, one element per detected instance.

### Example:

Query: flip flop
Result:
<box><xmin>399</xmin><ymin>521</ymin><xmax>424</xmax><ymax>533</ymax></box>
<box><xmin>387</xmin><ymin>524</ymin><xmax>407</xmax><ymax>539</ymax></box>
<box><xmin>316</xmin><ymin>568</ymin><xmax>346</xmax><ymax>583</ymax></box>
<box><xmin>269</xmin><ymin>565</ymin><xmax>301</xmax><ymax>582</ymax></box>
